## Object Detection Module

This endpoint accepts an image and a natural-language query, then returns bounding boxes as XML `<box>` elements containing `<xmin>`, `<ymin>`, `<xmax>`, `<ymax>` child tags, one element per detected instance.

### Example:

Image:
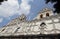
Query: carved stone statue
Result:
<box><xmin>19</xmin><ymin>14</ymin><xmax>26</xmax><ymax>21</ymax></box>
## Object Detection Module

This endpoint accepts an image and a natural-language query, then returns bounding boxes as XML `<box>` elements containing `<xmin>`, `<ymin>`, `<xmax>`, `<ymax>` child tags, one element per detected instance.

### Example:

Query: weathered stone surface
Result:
<box><xmin>0</xmin><ymin>8</ymin><xmax>60</xmax><ymax>36</ymax></box>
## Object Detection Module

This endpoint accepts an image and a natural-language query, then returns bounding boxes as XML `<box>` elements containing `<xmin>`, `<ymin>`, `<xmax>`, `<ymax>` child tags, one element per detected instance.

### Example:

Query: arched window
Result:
<box><xmin>1</xmin><ymin>28</ymin><xmax>5</xmax><ymax>32</ymax></box>
<box><xmin>40</xmin><ymin>22</ymin><xmax>46</xmax><ymax>34</ymax></box>
<box><xmin>14</xmin><ymin>27</ymin><xmax>20</xmax><ymax>33</ymax></box>
<box><xmin>40</xmin><ymin>14</ymin><xmax>43</xmax><ymax>18</ymax></box>
<box><xmin>46</xmin><ymin>13</ymin><xmax>49</xmax><ymax>17</ymax></box>
<box><xmin>40</xmin><ymin>22</ymin><xmax>46</xmax><ymax>27</ymax></box>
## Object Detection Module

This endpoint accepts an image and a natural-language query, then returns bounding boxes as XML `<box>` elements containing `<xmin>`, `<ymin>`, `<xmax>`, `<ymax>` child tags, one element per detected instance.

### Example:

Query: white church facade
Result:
<box><xmin>0</xmin><ymin>8</ymin><xmax>60</xmax><ymax>39</ymax></box>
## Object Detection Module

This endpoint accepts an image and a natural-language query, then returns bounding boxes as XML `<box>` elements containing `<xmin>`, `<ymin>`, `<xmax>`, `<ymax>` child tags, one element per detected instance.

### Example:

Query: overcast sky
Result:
<box><xmin>0</xmin><ymin>0</ymin><xmax>53</xmax><ymax>27</ymax></box>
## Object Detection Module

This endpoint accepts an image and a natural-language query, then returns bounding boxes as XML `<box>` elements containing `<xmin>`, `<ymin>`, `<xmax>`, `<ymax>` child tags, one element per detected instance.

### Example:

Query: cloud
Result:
<box><xmin>0</xmin><ymin>18</ymin><xmax>3</xmax><ymax>23</ymax></box>
<box><xmin>0</xmin><ymin>0</ymin><xmax>33</xmax><ymax>18</ymax></box>
<box><xmin>18</xmin><ymin>0</ymin><xmax>33</xmax><ymax>15</ymax></box>
<box><xmin>0</xmin><ymin>0</ymin><xmax>19</xmax><ymax>17</ymax></box>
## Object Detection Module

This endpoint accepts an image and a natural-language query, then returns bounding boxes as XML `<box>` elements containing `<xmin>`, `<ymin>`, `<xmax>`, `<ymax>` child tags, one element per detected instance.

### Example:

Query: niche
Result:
<box><xmin>46</xmin><ymin>13</ymin><xmax>49</xmax><ymax>17</ymax></box>
<box><xmin>40</xmin><ymin>14</ymin><xmax>43</xmax><ymax>18</ymax></box>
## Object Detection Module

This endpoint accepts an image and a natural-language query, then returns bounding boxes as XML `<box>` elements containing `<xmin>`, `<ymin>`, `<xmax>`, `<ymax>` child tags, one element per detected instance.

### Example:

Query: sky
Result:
<box><xmin>0</xmin><ymin>0</ymin><xmax>53</xmax><ymax>27</ymax></box>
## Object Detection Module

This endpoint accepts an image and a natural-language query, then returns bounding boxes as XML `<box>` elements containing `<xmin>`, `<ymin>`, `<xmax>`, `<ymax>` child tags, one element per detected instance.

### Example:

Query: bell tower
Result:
<box><xmin>33</xmin><ymin>8</ymin><xmax>54</xmax><ymax>20</ymax></box>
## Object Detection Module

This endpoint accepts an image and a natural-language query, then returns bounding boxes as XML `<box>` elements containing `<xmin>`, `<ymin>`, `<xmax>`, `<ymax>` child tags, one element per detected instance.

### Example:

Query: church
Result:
<box><xmin>0</xmin><ymin>8</ymin><xmax>60</xmax><ymax>39</ymax></box>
